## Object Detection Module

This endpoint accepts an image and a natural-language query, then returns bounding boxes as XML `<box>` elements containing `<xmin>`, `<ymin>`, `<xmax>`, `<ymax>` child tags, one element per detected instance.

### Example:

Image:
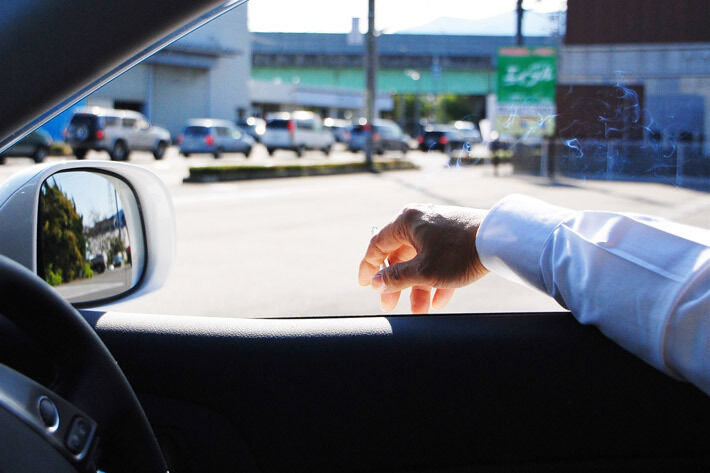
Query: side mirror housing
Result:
<box><xmin>0</xmin><ymin>161</ymin><xmax>175</xmax><ymax>307</ymax></box>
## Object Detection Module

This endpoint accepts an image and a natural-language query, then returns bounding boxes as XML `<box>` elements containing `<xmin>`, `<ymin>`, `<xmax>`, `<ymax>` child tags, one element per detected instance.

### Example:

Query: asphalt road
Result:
<box><xmin>4</xmin><ymin>143</ymin><xmax>710</xmax><ymax>317</ymax></box>
<box><xmin>54</xmin><ymin>265</ymin><xmax>133</xmax><ymax>301</ymax></box>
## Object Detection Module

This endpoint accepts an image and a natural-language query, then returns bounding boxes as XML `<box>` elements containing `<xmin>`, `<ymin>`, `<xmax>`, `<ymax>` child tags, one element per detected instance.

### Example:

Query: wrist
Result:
<box><xmin>476</xmin><ymin>194</ymin><xmax>574</xmax><ymax>291</ymax></box>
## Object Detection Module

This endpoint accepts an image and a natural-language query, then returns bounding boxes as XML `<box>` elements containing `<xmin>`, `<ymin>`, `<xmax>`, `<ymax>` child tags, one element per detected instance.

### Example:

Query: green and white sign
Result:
<box><xmin>495</xmin><ymin>47</ymin><xmax>556</xmax><ymax>137</ymax></box>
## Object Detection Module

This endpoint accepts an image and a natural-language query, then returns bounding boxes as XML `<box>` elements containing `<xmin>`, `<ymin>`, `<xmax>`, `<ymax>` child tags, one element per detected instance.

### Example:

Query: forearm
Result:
<box><xmin>476</xmin><ymin>194</ymin><xmax>710</xmax><ymax>394</ymax></box>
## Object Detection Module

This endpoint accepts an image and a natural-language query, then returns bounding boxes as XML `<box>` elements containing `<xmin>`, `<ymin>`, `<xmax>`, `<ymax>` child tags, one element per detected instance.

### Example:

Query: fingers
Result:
<box><xmin>380</xmin><ymin>290</ymin><xmax>401</xmax><ymax>311</ymax></box>
<box><xmin>358</xmin><ymin>221</ymin><xmax>407</xmax><ymax>286</ymax></box>
<box><xmin>379</xmin><ymin>287</ymin><xmax>453</xmax><ymax>313</ymax></box>
<box><xmin>432</xmin><ymin>288</ymin><xmax>455</xmax><ymax>310</ymax></box>
<box><xmin>410</xmin><ymin>286</ymin><xmax>432</xmax><ymax>314</ymax></box>
<box><xmin>371</xmin><ymin>257</ymin><xmax>433</xmax><ymax>293</ymax></box>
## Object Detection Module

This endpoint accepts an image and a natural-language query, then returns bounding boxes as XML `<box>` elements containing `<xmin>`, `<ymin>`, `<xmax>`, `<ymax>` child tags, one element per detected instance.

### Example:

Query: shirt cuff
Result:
<box><xmin>476</xmin><ymin>194</ymin><xmax>575</xmax><ymax>293</ymax></box>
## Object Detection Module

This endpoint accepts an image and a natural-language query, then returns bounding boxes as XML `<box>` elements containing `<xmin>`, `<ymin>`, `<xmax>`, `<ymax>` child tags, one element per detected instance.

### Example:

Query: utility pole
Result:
<box><xmin>516</xmin><ymin>0</ymin><xmax>524</xmax><ymax>46</ymax></box>
<box><xmin>365</xmin><ymin>0</ymin><xmax>376</xmax><ymax>170</ymax></box>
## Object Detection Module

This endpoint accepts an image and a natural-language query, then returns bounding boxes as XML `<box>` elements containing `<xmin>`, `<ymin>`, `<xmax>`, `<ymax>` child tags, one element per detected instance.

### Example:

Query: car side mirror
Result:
<box><xmin>0</xmin><ymin>161</ymin><xmax>175</xmax><ymax>307</ymax></box>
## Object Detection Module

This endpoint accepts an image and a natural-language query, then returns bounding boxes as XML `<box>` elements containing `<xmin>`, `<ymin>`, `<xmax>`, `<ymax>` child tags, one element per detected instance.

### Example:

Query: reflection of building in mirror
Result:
<box><xmin>38</xmin><ymin>171</ymin><xmax>143</xmax><ymax>303</ymax></box>
<box><xmin>85</xmin><ymin>208</ymin><xmax>131</xmax><ymax>275</ymax></box>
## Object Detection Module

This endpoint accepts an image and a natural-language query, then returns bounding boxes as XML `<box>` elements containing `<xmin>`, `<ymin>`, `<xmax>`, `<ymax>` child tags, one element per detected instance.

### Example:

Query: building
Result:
<box><xmin>82</xmin><ymin>7</ymin><xmax>251</xmax><ymax>137</ymax></box>
<box><xmin>251</xmin><ymin>23</ymin><xmax>555</xmax><ymax>121</ymax></box>
<box><xmin>557</xmin><ymin>0</ymin><xmax>710</xmax><ymax>153</ymax></box>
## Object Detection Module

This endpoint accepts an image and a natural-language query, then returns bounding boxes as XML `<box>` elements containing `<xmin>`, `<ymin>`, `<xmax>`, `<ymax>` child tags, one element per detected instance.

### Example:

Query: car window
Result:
<box><xmin>69</xmin><ymin>114</ymin><xmax>97</xmax><ymax>127</ymax></box>
<box><xmin>122</xmin><ymin>117</ymin><xmax>136</xmax><ymax>128</ymax></box>
<box><xmin>297</xmin><ymin>119</ymin><xmax>314</xmax><ymax>130</ymax></box>
<box><xmin>267</xmin><ymin>119</ymin><xmax>290</xmax><ymax>129</ymax></box>
<box><xmin>22</xmin><ymin>0</ymin><xmax>708</xmax><ymax>318</ymax></box>
<box><xmin>184</xmin><ymin>126</ymin><xmax>209</xmax><ymax>136</ymax></box>
<box><xmin>103</xmin><ymin>116</ymin><xmax>120</xmax><ymax>127</ymax></box>
<box><xmin>377</xmin><ymin>126</ymin><xmax>393</xmax><ymax>138</ymax></box>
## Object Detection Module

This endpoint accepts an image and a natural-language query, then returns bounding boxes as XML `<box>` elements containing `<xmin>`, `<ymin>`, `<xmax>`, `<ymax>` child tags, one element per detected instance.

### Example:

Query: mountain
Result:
<box><xmin>395</xmin><ymin>11</ymin><xmax>564</xmax><ymax>37</ymax></box>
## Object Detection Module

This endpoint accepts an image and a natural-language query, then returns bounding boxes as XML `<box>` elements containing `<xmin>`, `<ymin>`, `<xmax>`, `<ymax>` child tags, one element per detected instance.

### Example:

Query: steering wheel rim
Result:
<box><xmin>0</xmin><ymin>255</ymin><xmax>167</xmax><ymax>472</ymax></box>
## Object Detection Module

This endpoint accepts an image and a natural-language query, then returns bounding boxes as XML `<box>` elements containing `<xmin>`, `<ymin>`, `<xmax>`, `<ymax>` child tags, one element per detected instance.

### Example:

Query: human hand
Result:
<box><xmin>358</xmin><ymin>204</ymin><xmax>489</xmax><ymax>314</ymax></box>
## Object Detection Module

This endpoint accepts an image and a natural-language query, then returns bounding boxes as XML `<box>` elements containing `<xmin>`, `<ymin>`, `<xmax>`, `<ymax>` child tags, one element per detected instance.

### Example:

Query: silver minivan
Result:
<box><xmin>261</xmin><ymin>111</ymin><xmax>334</xmax><ymax>157</ymax></box>
<box><xmin>178</xmin><ymin>119</ymin><xmax>255</xmax><ymax>158</ymax></box>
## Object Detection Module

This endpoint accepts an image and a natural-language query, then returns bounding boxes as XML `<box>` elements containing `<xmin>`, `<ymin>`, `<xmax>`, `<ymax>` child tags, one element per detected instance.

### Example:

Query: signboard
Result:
<box><xmin>495</xmin><ymin>47</ymin><xmax>556</xmax><ymax>137</ymax></box>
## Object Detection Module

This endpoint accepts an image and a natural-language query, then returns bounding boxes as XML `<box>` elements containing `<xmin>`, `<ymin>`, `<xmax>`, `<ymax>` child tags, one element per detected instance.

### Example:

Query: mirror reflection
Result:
<box><xmin>38</xmin><ymin>171</ymin><xmax>145</xmax><ymax>303</ymax></box>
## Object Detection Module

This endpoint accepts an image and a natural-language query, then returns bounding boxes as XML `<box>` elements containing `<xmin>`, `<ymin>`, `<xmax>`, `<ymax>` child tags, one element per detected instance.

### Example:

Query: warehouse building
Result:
<box><xmin>83</xmin><ymin>7</ymin><xmax>250</xmax><ymax>138</ymax></box>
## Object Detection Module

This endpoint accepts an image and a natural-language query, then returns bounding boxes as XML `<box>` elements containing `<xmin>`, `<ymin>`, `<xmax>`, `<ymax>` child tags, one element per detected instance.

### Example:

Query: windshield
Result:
<box><xmin>4</xmin><ymin>0</ymin><xmax>708</xmax><ymax>318</ymax></box>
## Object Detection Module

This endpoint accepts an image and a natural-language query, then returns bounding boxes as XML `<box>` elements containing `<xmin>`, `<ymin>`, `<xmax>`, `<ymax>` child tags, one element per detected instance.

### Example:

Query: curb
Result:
<box><xmin>184</xmin><ymin>159</ymin><xmax>418</xmax><ymax>183</ymax></box>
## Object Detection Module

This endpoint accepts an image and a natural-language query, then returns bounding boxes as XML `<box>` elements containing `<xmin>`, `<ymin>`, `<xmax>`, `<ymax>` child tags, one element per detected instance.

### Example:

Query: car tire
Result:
<box><xmin>295</xmin><ymin>146</ymin><xmax>304</xmax><ymax>158</ymax></box>
<box><xmin>73</xmin><ymin>148</ymin><xmax>88</xmax><ymax>160</ymax></box>
<box><xmin>244</xmin><ymin>147</ymin><xmax>252</xmax><ymax>158</ymax></box>
<box><xmin>153</xmin><ymin>140</ymin><xmax>167</xmax><ymax>160</ymax></box>
<box><xmin>267</xmin><ymin>147</ymin><xmax>275</xmax><ymax>156</ymax></box>
<box><xmin>33</xmin><ymin>145</ymin><xmax>49</xmax><ymax>163</ymax></box>
<box><xmin>213</xmin><ymin>147</ymin><xmax>224</xmax><ymax>159</ymax></box>
<box><xmin>109</xmin><ymin>140</ymin><xmax>129</xmax><ymax>161</ymax></box>
<box><xmin>182</xmin><ymin>152</ymin><xmax>190</xmax><ymax>158</ymax></box>
<box><xmin>0</xmin><ymin>156</ymin><xmax>5</xmax><ymax>165</ymax></box>
<box><xmin>322</xmin><ymin>145</ymin><xmax>331</xmax><ymax>156</ymax></box>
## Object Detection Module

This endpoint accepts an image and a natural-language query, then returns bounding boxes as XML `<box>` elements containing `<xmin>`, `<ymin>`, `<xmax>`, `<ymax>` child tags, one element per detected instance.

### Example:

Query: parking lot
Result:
<box><xmin>3</xmin><ymin>143</ymin><xmax>710</xmax><ymax>317</ymax></box>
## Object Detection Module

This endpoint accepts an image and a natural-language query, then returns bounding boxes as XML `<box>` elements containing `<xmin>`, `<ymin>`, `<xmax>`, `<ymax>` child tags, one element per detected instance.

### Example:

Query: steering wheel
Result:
<box><xmin>0</xmin><ymin>255</ymin><xmax>167</xmax><ymax>472</ymax></box>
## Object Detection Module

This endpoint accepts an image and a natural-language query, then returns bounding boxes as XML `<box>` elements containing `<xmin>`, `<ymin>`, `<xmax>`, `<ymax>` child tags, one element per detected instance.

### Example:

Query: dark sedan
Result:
<box><xmin>418</xmin><ymin>125</ymin><xmax>482</xmax><ymax>154</ymax></box>
<box><xmin>0</xmin><ymin>128</ymin><xmax>52</xmax><ymax>163</ymax></box>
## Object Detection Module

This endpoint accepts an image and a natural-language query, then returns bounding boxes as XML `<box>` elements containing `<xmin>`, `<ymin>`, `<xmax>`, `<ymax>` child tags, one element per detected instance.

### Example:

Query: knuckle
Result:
<box><xmin>399</xmin><ymin>205</ymin><xmax>424</xmax><ymax>226</ymax></box>
<box><xmin>387</xmin><ymin>264</ymin><xmax>401</xmax><ymax>282</ymax></box>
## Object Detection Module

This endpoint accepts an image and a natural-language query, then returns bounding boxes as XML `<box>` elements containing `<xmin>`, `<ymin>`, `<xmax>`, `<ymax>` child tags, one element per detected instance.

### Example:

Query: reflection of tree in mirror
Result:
<box><xmin>39</xmin><ymin>181</ymin><xmax>93</xmax><ymax>286</ymax></box>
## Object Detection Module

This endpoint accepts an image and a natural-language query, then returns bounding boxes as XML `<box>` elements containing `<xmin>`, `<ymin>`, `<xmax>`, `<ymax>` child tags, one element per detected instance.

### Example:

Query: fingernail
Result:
<box><xmin>371</xmin><ymin>273</ymin><xmax>386</xmax><ymax>293</ymax></box>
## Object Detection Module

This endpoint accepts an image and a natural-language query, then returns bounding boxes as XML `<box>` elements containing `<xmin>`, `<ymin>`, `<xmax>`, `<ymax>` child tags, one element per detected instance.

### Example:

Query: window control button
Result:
<box><xmin>65</xmin><ymin>416</ymin><xmax>91</xmax><ymax>454</ymax></box>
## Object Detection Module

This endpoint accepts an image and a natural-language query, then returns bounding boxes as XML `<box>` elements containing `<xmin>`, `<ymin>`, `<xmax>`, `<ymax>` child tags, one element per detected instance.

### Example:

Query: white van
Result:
<box><xmin>261</xmin><ymin>111</ymin><xmax>334</xmax><ymax>157</ymax></box>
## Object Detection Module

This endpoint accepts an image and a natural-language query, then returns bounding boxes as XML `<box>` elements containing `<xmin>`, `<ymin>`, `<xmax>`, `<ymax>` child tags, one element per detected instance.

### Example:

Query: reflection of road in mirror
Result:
<box><xmin>54</xmin><ymin>265</ymin><xmax>133</xmax><ymax>300</ymax></box>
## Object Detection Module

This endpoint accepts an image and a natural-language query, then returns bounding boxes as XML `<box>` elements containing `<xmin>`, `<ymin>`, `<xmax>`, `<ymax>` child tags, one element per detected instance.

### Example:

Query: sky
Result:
<box><xmin>247</xmin><ymin>0</ymin><xmax>566</xmax><ymax>33</ymax></box>
<box><xmin>46</xmin><ymin>172</ymin><xmax>122</xmax><ymax>226</ymax></box>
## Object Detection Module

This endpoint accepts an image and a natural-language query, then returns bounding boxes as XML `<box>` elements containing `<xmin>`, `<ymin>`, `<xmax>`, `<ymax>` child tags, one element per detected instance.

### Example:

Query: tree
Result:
<box><xmin>38</xmin><ymin>182</ymin><xmax>88</xmax><ymax>285</ymax></box>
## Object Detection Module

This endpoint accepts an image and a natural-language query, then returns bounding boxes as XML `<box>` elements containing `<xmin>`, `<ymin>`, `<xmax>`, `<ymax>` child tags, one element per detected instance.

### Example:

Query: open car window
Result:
<box><xmin>5</xmin><ymin>0</ymin><xmax>708</xmax><ymax>318</ymax></box>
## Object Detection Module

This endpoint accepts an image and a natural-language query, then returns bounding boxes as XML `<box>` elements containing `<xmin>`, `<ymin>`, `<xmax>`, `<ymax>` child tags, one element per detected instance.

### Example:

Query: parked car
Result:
<box><xmin>452</xmin><ymin>120</ymin><xmax>483</xmax><ymax>143</ymax></box>
<box><xmin>323</xmin><ymin>117</ymin><xmax>351</xmax><ymax>143</ymax></box>
<box><xmin>178</xmin><ymin>119</ymin><xmax>254</xmax><ymax>158</ymax></box>
<box><xmin>418</xmin><ymin>124</ymin><xmax>481</xmax><ymax>154</ymax></box>
<box><xmin>262</xmin><ymin>111</ymin><xmax>334</xmax><ymax>157</ymax></box>
<box><xmin>348</xmin><ymin>119</ymin><xmax>409</xmax><ymax>154</ymax></box>
<box><xmin>235</xmin><ymin>116</ymin><xmax>266</xmax><ymax>142</ymax></box>
<box><xmin>65</xmin><ymin>107</ymin><xmax>171</xmax><ymax>161</ymax></box>
<box><xmin>90</xmin><ymin>253</ymin><xmax>107</xmax><ymax>274</ymax></box>
<box><xmin>0</xmin><ymin>128</ymin><xmax>52</xmax><ymax>164</ymax></box>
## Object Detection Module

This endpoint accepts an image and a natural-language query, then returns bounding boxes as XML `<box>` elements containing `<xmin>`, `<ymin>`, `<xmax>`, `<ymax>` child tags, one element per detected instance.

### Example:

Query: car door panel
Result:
<box><xmin>82</xmin><ymin>310</ymin><xmax>710</xmax><ymax>473</ymax></box>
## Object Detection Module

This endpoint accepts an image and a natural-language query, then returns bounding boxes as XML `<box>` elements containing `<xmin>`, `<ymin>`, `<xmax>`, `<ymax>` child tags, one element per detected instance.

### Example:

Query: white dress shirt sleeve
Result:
<box><xmin>476</xmin><ymin>194</ymin><xmax>710</xmax><ymax>395</ymax></box>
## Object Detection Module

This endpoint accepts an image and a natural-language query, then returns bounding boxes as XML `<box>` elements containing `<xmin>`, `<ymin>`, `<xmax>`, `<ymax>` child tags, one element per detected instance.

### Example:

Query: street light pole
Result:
<box><xmin>516</xmin><ymin>0</ymin><xmax>524</xmax><ymax>46</ymax></box>
<box><xmin>365</xmin><ymin>0</ymin><xmax>377</xmax><ymax>169</ymax></box>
